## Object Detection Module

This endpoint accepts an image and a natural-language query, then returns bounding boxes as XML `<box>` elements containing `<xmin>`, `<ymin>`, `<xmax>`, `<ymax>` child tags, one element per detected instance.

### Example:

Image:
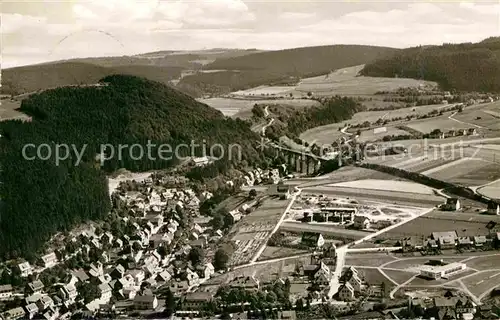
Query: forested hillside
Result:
<box><xmin>1</xmin><ymin>62</ymin><xmax>183</xmax><ymax>96</ymax></box>
<box><xmin>178</xmin><ymin>45</ymin><xmax>398</xmax><ymax>95</ymax></box>
<box><xmin>0</xmin><ymin>75</ymin><xmax>262</xmax><ymax>259</ymax></box>
<box><xmin>265</xmin><ymin>96</ymin><xmax>363</xmax><ymax>140</ymax></box>
<box><xmin>361</xmin><ymin>38</ymin><xmax>500</xmax><ymax>92</ymax></box>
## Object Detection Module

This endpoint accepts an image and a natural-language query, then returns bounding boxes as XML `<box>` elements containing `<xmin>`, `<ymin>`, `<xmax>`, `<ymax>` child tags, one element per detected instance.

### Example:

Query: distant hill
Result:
<box><xmin>1</xmin><ymin>49</ymin><xmax>263</xmax><ymax>96</ymax></box>
<box><xmin>1</xmin><ymin>62</ymin><xmax>184</xmax><ymax>96</ymax></box>
<box><xmin>0</xmin><ymin>75</ymin><xmax>263</xmax><ymax>259</ymax></box>
<box><xmin>178</xmin><ymin>45</ymin><xmax>398</xmax><ymax>95</ymax></box>
<box><xmin>360</xmin><ymin>39</ymin><xmax>500</xmax><ymax>92</ymax></box>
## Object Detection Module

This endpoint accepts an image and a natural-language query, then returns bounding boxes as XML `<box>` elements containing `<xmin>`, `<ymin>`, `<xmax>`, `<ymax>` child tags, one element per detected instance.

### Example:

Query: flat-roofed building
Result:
<box><xmin>419</xmin><ymin>262</ymin><xmax>466</xmax><ymax>280</ymax></box>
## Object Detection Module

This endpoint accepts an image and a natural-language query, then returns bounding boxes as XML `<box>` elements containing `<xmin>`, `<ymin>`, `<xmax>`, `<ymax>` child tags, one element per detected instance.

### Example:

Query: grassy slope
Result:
<box><xmin>178</xmin><ymin>45</ymin><xmax>399</xmax><ymax>95</ymax></box>
<box><xmin>361</xmin><ymin>38</ymin><xmax>500</xmax><ymax>92</ymax></box>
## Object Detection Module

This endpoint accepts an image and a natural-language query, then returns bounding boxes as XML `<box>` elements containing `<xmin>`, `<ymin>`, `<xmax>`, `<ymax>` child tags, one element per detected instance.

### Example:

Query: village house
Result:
<box><xmin>101</xmin><ymin>232</ymin><xmax>114</xmax><ymax>245</ymax></box>
<box><xmin>127</xmin><ymin>269</ymin><xmax>145</xmax><ymax>286</ymax></box>
<box><xmin>313</xmin><ymin>262</ymin><xmax>331</xmax><ymax>286</ymax></box>
<box><xmin>442</xmin><ymin>198</ymin><xmax>461</xmax><ymax>211</ymax></box>
<box><xmin>110</xmin><ymin>265</ymin><xmax>125</xmax><ymax>280</ymax></box>
<box><xmin>487</xmin><ymin>203</ymin><xmax>500</xmax><ymax>215</ymax></box>
<box><xmin>41</xmin><ymin>252</ymin><xmax>58</xmax><ymax>269</ymax></box>
<box><xmin>432</xmin><ymin>231</ymin><xmax>458</xmax><ymax>249</ymax></box>
<box><xmin>182</xmin><ymin>291</ymin><xmax>214</xmax><ymax>310</ymax></box>
<box><xmin>25</xmin><ymin>303</ymin><xmax>39</xmax><ymax>319</ymax></box>
<box><xmin>2</xmin><ymin>307</ymin><xmax>26</xmax><ymax>320</ymax></box>
<box><xmin>99</xmin><ymin>283</ymin><xmax>113</xmax><ymax>303</ymax></box>
<box><xmin>301</xmin><ymin>232</ymin><xmax>325</xmax><ymax>248</ymax></box>
<box><xmin>37</xmin><ymin>295</ymin><xmax>54</xmax><ymax>311</ymax></box>
<box><xmin>28</xmin><ymin>280</ymin><xmax>45</xmax><ymax>294</ymax></box>
<box><xmin>18</xmin><ymin>261</ymin><xmax>33</xmax><ymax>278</ymax></box>
<box><xmin>467</xmin><ymin>128</ymin><xmax>477</xmax><ymax>136</ymax></box>
<box><xmin>353</xmin><ymin>216</ymin><xmax>371</xmax><ymax>229</ymax></box>
<box><xmin>185</xmin><ymin>268</ymin><xmax>200</xmax><ymax>287</ymax></box>
<box><xmin>338</xmin><ymin>282</ymin><xmax>355</xmax><ymax>301</ymax></box>
<box><xmin>229</xmin><ymin>276</ymin><xmax>260</xmax><ymax>291</ymax></box>
<box><xmin>134</xmin><ymin>293</ymin><xmax>158</xmax><ymax>310</ymax></box>
<box><xmin>156</xmin><ymin>270</ymin><xmax>172</xmax><ymax>283</ymax></box>
<box><xmin>457</xmin><ymin>237</ymin><xmax>473</xmax><ymax>249</ymax></box>
<box><xmin>59</xmin><ymin>284</ymin><xmax>77</xmax><ymax>304</ymax></box>
<box><xmin>473</xmin><ymin>235</ymin><xmax>489</xmax><ymax>247</ymax></box>
<box><xmin>0</xmin><ymin>284</ymin><xmax>13</xmax><ymax>300</ymax></box>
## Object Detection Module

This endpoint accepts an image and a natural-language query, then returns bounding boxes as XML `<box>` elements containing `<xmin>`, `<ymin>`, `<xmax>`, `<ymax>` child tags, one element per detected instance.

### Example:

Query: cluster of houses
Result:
<box><xmin>243</xmin><ymin>167</ymin><xmax>283</xmax><ymax>187</ymax></box>
<box><xmin>1</xmin><ymin>179</ymin><xmax>224</xmax><ymax>319</ymax></box>
<box><xmin>338</xmin><ymin>267</ymin><xmax>367</xmax><ymax>301</ymax></box>
<box><xmin>430</xmin><ymin>128</ymin><xmax>478</xmax><ymax>139</ymax></box>
<box><xmin>408</xmin><ymin>292</ymin><xmax>484</xmax><ymax>320</ymax></box>
<box><xmin>442</xmin><ymin>198</ymin><xmax>500</xmax><ymax>216</ymax></box>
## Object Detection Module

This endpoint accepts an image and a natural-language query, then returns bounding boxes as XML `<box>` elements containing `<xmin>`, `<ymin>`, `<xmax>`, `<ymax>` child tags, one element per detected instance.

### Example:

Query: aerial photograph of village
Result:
<box><xmin>2</xmin><ymin>1</ymin><xmax>500</xmax><ymax>319</ymax></box>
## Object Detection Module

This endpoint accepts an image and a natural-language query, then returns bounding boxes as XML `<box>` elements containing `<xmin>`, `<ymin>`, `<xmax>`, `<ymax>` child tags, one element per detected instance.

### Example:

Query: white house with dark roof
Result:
<box><xmin>25</xmin><ymin>303</ymin><xmax>39</xmax><ymax>319</ymax></box>
<box><xmin>0</xmin><ymin>284</ymin><xmax>13</xmax><ymax>300</ymax></box>
<box><xmin>41</xmin><ymin>252</ymin><xmax>58</xmax><ymax>269</ymax></box>
<box><xmin>18</xmin><ymin>261</ymin><xmax>33</xmax><ymax>277</ymax></box>
<box><xmin>338</xmin><ymin>282</ymin><xmax>355</xmax><ymax>301</ymax></box>
<box><xmin>99</xmin><ymin>283</ymin><xmax>112</xmax><ymax>303</ymax></box>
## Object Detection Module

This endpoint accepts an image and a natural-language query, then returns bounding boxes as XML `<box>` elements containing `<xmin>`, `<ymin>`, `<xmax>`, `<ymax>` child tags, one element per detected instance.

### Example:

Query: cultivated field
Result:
<box><xmin>477</xmin><ymin>180</ymin><xmax>500</xmax><ymax>200</ymax></box>
<box><xmin>226</xmin><ymin>197</ymin><xmax>290</xmax><ymax>266</ymax></box>
<box><xmin>303</xmin><ymin>185</ymin><xmax>443</xmax><ymax>207</ymax></box>
<box><xmin>329</xmin><ymin>179</ymin><xmax>435</xmax><ymax>195</ymax></box>
<box><xmin>300</xmin><ymin>103</ymin><xmax>448</xmax><ymax>145</ymax></box>
<box><xmin>232</xmin><ymin>85</ymin><xmax>295</xmax><ymax>96</ymax></box>
<box><xmin>198</xmin><ymin>97</ymin><xmax>319</xmax><ymax>117</ymax></box>
<box><xmin>258</xmin><ymin>246</ymin><xmax>308</xmax><ymax>261</ymax></box>
<box><xmin>279</xmin><ymin>221</ymin><xmax>369</xmax><ymax>240</ymax></box>
<box><xmin>294</xmin><ymin>65</ymin><xmax>436</xmax><ymax>96</ymax></box>
<box><xmin>375</xmin><ymin>210</ymin><xmax>500</xmax><ymax>240</ymax></box>
<box><xmin>345</xmin><ymin>253</ymin><xmax>399</xmax><ymax>268</ymax></box>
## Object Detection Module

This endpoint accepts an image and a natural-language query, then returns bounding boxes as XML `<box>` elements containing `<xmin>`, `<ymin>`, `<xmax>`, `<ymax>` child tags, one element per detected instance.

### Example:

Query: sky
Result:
<box><xmin>2</xmin><ymin>0</ymin><xmax>500</xmax><ymax>68</ymax></box>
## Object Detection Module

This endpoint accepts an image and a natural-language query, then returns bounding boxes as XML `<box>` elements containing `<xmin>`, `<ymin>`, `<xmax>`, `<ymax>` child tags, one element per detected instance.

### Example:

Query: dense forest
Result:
<box><xmin>0</xmin><ymin>75</ymin><xmax>264</xmax><ymax>259</ymax></box>
<box><xmin>264</xmin><ymin>96</ymin><xmax>363</xmax><ymax>140</ymax></box>
<box><xmin>361</xmin><ymin>38</ymin><xmax>500</xmax><ymax>92</ymax></box>
<box><xmin>178</xmin><ymin>45</ymin><xmax>398</xmax><ymax>95</ymax></box>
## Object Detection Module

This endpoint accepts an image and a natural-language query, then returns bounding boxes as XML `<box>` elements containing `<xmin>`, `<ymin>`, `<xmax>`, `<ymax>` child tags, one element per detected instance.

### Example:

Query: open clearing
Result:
<box><xmin>303</xmin><ymin>186</ymin><xmax>443</xmax><ymax>207</ymax></box>
<box><xmin>466</xmin><ymin>255</ymin><xmax>500</xmax><ymax>271</ymax></box>
<box><xmin>258</xmin><ymin>246</ymin><xmax>308</xmax><ymax>261</ymax></box>
<box><xmin>232</xmin><ymin>85</ymin><xmax>295</xmax><ymax>96</ymax></box>
<box><xmin>357</xmin><ymin>268</ymin><xmax>396</xmax><ymax>288</ymax></box>
<box><xmin>0</xmin><ymin>99</ymin><xmax>29</xmax><ymax>120</ymax></box>
<box><xmin>280</xmin><ymin>221</ymin><xmax>369</xmax><ymax>240</ymax></box>
<box><xmin>294</xmin><ymin>65</ymin><xmax>436</xmax><ymax>96</ymax></box>
<box><xmin>345</xmin><ymin>253</ymin><xmax>399</xmax><ymax>268</ymax></box>
<box><xmin>300</xmin><ymin>103</ymin><xmax>448</xmax><ymax>145</ymax></box>
<box><xmin>329</xmin><ymin>179</ymin><xmax>435</xmax><ymax>195</ymax></box>
<box><xmin>227</xmin><ymin>197</ymin><xmax>291</xmax><ymax>266</ymax></box>
<box><xmin>477</xmin><ymin>180</ymin><xmax>500</xmax><ymax>200</ymax></box>
<box><xmin>375</xmin><ymin>210</ymin><xmax>500</xmax><ymax>239</ymax></box>
<box><xmin>198</xmin><ymin>97</ymin><xmax>319</xmax><ymax>117</ymax></box>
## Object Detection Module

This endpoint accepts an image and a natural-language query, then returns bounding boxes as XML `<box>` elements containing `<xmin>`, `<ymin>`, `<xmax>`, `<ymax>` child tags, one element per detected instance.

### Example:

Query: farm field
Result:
<box><xmin>232</xmin><ymin>85</ymin><xmax>295</xmax><ymax>96</ymax></box>
<box><xmin>303</xmin><ymin>185</ymin><xmax>443</xmax><ymax>207</ymax></box>
<box><xmin>329</xmin><ymin>179</ymin><xmax>435</xmax><ymax>195</ymax></box>
<box><xmin>204</xmin><ymin>255</ymin><xmax>312</xmax><ymax>286</ymax></box>
<box><xmin>280</xmin><ymin>221</ymin><xmax>369</xmax><ymax>240</ymax></box>
<box><xmin>198</xmin><ymin>97</ymin><xmax>319</xmax><ymax>117</ymax></box>
<box><xmin>357</xmin><ymin>267</ymin><xmax>396</xmax><ymax>289</ymax></box>
<box><xmin>383</xmin><ymin>269</ymin><xmax>418</xmax><ymax>284</ymax></box>
<box><xmin>300</xmin><ymin>103</ymin><xmax>447</xmax><ymax>145</ymax></box>
<box><xmin>345</xmin><ymin>253</ymin><xmax>399</xmax><ymax>268</ymax></box>
<box><xmin>406</xmin><ymin>115</ymin><xmax>472</xmax><ymax>134</ymax></box>
<box><xmin>477</xmin><ymin>180</ymin><xmax>500</xmax><ymax>200</ymax></box>
<box><xmin>356</xmin><ymin>126</ymin><xmax>410</xmax><ymax>143</ymax></box>
<box><xmin>453</xmin><ymin>108</ymin><xmax>500</xmax><ymax>130</ymax></box>
<box><xmin>226</xmin><ymin>197</ymin><xmax>291</xmax><ymax>266</ymax></box>
<box><xmin>294</xmin><ymin>65</ymin><xmax>436</xmax><ymax>96</ymax></box>
<box><xmin>459</xmin><ymin>270</ymin><xmax>500</xmax><ymax>298</ymax></box>
<box><xmin>427</xmin><ymin>158</ymin><xmax>492</xmax><ymax>184</ymax></box>
<box><xmin>257</xmin><ymin>246</ymin><xmax>308</xmax><ymax>261</ymax></box>
<box><xmin>375</xmin><ymin>210</ymin><xmax>500</xmax><ymax>240</ymax></box>
<box><xmin>466</xmin><ymin>254</ymin><xmax>500</xmax><ymax>271</ymax></box>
